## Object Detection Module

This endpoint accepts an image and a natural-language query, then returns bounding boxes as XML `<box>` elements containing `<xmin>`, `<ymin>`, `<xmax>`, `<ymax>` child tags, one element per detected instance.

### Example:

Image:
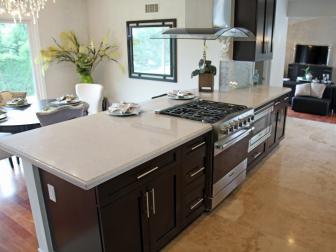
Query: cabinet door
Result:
<box><xmin>100</xmin><ymin>186</ymin><xmax>149</xmax><ymax>252</ymax></box>
<box><xmin>264</xmin><ymin>0</ymin><xmax>275</xmax><ymax>54</ymax></box>
<box><xmin>147</xmin><ymin>165</ymin><xmax>180</xmax><ymax>251</ymax></box>
<box><xmin>266</xmin><ymin>110</ymin><xmax>277</xmax><ymax>149</ymax></box>
<box><xmin>276</xmin><ymin>106</ymin><xmax>287</xmax><ymax>142</ymax></box>
<box><xmin>255</xmin><ymin>0</ymin><xmax>266</xmax><ymax>57</ymax></box>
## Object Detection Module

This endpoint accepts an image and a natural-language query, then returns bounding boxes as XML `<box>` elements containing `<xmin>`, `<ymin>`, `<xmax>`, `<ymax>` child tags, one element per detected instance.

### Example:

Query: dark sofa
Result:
<box><xmin>283</xmin><ymin>81</ymin><xmax>336</xmax><ymax>115</ymax></box>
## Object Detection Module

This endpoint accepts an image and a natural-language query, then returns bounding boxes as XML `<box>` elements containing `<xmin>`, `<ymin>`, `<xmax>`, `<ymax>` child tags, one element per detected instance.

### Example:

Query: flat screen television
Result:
<box><xmin>294</xmin><ymin>44</ymin><xmax>329</xmax><ymax>65</ymax></box>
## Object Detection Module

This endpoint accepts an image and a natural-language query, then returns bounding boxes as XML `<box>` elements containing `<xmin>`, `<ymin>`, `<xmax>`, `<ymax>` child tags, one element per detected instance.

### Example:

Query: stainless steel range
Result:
<box><xmin>158</xmin><ymin>99</ymin><xmax>255</xmax><ymax>209</ymax></box>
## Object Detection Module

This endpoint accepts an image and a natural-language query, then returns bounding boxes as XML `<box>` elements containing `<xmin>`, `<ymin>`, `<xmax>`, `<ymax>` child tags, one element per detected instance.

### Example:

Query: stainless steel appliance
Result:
<box><xmin>248</xmin><ymin>103</ymin><xmax>273</xmax><ymax>153</ymax></box>
<box><xmin>154</xmin><ymin>0</ymin><xmax>255</xmax><ymax>41</ymax></box>
<box><xmin>158</xmin><ymin>99</ymin><xmax>254</xmax><ymax>209</ymax></box>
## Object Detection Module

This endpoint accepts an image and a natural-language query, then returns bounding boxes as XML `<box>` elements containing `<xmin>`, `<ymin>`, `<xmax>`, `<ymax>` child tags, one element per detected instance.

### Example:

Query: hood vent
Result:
<box><xmin>154</xmin><ymin>0</ymin><xmax>255</xmax><ymax>41</ymax></box>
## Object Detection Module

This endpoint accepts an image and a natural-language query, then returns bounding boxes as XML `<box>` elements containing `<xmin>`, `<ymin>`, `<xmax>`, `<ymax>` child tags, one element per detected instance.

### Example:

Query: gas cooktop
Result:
<box><xmin>158</xmin><ymin>99</ymin><xmax>249</xmax><ymax>124</ymax></box>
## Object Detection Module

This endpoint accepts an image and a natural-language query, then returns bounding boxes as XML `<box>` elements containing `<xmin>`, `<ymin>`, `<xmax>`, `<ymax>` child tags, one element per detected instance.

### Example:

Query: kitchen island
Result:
<box><xmin>0</xmin><ymin>85</ymin><xmax>291</xmax><ymax>252</ymax></box>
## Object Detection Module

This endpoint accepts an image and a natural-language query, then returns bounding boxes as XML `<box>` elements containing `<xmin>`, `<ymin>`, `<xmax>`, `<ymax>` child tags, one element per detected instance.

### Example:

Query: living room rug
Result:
<box><xmin>287</xmin><ymin>108</ymin><xmax>336</xmax><ymax>124</ymax></box>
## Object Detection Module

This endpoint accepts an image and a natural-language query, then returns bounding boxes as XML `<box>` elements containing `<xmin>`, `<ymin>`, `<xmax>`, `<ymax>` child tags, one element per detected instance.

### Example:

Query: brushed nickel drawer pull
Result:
<box><xmin>190</xmin><ymin>198</ymin><xmax>204</xmax><ymax>210</ymax></box>
<box><xmin>145</xmin><ymin>192</ymin><xmax>150</xmax><ymax>219</ymax></box>
<box><xmin>275</xmin><ymin>101</ymin><xmax>281</xmax><ymax>106</ymax></box>
<box><xmin>254</xmin><ymin>152</ymin><xmax>262</xmax><ymax>159</ymax></box>
<box><xmin>190</xmin><ymin>167</ymin><xmax>205</xmax><ymax>178</ymax></box>
<box><xmin>228</xmin><ymin>171</ymin><xmax>235</xmax><ymax>177</ymax></box>
<box><xmin>284</xmin><ymin>97</ymin><xmax>289</xmax><ymax>101</ymax></box>
<box><xmin>137</xmin><ymin>166</ymin><xmax>159</xmax><ymax>180</ymax></box>
<box><xmin>151</xmin><ymin>188</ymin><xmax>156</xmax><ymax>215</ymax></box>
<box><xmin>191</xmin><ymin>141</ymin><xmax>205</xmax><ymax>151</ymax></box>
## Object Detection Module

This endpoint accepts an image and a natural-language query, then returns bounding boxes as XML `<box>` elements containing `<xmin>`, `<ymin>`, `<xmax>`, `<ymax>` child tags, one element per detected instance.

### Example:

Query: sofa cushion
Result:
<box><xmin>311</xmin><ymin>83</ymin><xmax>326</xmax><ymax>99</ymax></box>
<box><xmin>295</xmin><ymin>83</ymin><xmax>311</xmax><ymax>97</ymax></box>
<box><xmin>292</xmin><ymin>96</ymin><xmax>330</xmax><ymax>115</ymax></box>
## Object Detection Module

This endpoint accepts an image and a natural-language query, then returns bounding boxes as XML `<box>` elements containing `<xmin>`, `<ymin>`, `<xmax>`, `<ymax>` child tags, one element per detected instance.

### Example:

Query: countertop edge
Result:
<box><xmin>0</xmin><ymin>126</ymin><xmax>212</xmax><ymax>190</ymax></box>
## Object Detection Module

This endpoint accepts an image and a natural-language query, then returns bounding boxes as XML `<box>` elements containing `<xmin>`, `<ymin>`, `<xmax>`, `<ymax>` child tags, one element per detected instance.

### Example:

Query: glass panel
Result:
<box><xmin>0</xmin><ymin>23</ymin><xmax>36</xmax><ymax>96</ymax></box>
<box><xmin>132</xmin><ymin>26</ymin><xmax>171</xmax><ymax>75</ymax></box>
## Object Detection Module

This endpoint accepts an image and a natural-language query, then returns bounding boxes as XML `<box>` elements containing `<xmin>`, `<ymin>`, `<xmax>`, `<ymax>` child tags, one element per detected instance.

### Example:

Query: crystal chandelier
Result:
<box><xmin>0</xmin><ymin>0</ymin><xmax>55</xmax><ymax>23</ymax></box>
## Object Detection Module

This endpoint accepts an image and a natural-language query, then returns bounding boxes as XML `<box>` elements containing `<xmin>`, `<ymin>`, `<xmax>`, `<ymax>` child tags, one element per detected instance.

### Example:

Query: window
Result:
<box><xmin>0</xmin><ymin>22</ymin><xmax>36</xmax><ymax>96</ymax></box>
<box><xmin>127</xmin><ymin>19</ymin><xmax>177</xmax><ymax>82</ymax></box>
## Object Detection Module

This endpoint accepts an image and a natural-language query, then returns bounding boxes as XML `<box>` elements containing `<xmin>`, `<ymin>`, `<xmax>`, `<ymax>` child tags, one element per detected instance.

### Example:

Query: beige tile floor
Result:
<box><xmin>164</xmin><ymin>117</ymin><xmax>336</xmax><ymax>252</ymax></box>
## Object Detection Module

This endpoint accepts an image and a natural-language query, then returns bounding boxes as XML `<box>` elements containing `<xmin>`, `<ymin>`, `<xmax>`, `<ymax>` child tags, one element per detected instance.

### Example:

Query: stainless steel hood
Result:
<box><xmin>155</xmin><ymin>0</ymin><xmax>255</xmax><ymax>41</ymax></box>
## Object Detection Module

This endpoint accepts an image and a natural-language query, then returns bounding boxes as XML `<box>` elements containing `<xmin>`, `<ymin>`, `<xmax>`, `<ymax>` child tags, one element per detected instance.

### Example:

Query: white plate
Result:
<box><xmin>5</xmin><ymin>103</ymin><xmax>31</xmax><ymax>108</ymax></box>
<box><xmin>167</xmin><ymin>95</ymin><xmax>196</xmax><ymax>100</ymax></box>
<box><xmin>108</xmin><ymin>110</ymin><xmax>141</xmax><ymax>117</ymax></box>
<box><xmin>49</xmin><ymin>100</ymin><xmax>81</xmax><ymax>106</ymax></box>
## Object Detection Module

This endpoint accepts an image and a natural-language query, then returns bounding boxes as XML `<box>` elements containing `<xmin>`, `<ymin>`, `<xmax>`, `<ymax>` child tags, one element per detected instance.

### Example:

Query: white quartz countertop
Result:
<box><xmin>0</xmin><ymin>85</ymin><xmax>291</xmax><ymax>190</ymax></box>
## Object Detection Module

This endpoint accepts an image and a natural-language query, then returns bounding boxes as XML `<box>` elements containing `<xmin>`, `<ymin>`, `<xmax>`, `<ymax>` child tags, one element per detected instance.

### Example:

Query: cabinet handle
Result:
<box><xmin>254</xmin><ymin>152</ymin><xmax>262</xmax><ymax>159</ymax></box>
<box><xmin>275</xmin><ymin>101</ymin><xmax>281</xmax><ymax>106</ymax></box>
<box><xmin>137</xmin><ymin>166</ymin><xmax>159</xmax><ymax>180</ymax></box>
<box><xmin>145</xmin><ymin>192</ymin><xmax>150</xmax><ymax>219</ymax></box>
<box><xmin>284</xmin><ymin>97</ymin><xmax>289</xmax><ymax>101</ymax></box>
<box><xmin>190</xmin><ymin>167</ymin><xmax>205</xmax><ymax>178</ymax></box>
<box><xmin>190</xmin><ymin>198</ymin><xmax>204</xmax><ymax>211</ymax></box>
<box><xmin>191</xmin><ymin>141</ymin><xmax>205</xmax><ymax>151</ymax></box>
<box><xmin>151</xmin><ymin>188</ymin><xmax>156</xmax><ymax>215</ymax></box>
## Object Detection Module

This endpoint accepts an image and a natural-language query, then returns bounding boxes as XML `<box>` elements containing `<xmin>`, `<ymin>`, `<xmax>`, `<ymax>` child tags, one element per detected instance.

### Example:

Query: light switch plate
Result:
<box><xmin>47</xmin><ymin>184</ymin><xmax>56</xmax><ymax>203</ymax></box>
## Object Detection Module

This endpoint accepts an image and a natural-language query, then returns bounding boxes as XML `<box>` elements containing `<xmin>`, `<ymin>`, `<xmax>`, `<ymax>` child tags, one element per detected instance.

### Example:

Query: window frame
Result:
<box><xmin>126</xmin><ymin>19</ymin><xmax>177</xmax><ymax>83</ymax></box>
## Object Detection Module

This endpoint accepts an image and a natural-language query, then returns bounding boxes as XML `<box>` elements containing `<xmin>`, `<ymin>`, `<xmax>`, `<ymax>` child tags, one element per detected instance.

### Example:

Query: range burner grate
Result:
<box><xmin>159</xmin><ymin>100</ymin><xmax>248</xmax><ymax>124</ymax></box>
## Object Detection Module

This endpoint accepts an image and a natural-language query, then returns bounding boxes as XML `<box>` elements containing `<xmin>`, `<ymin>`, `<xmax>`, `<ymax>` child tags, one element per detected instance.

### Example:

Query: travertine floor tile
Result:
<box><xmin>164</xmin><ymin>118</ymin><xmax>336</xmax><ymax>252</ymax></box>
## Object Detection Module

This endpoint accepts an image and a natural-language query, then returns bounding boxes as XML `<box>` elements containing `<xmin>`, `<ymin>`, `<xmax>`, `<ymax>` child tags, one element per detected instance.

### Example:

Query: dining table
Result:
<box><xmin>0</xmin><ymin>99</ymin><xmax>71</xmax><ymax>134</ymax></box>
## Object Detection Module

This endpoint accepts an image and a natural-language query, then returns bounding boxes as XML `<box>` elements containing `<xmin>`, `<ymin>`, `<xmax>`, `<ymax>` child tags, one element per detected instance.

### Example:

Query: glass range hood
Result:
<box><xmin>152</xmin><ymin>0</ymin><xmax>255</xmax><ymax>41</ymax></box>
<box><xmin>158</xmin><ymin>27</ymin><xmax>255</xmax><ymax>41</ymax></box>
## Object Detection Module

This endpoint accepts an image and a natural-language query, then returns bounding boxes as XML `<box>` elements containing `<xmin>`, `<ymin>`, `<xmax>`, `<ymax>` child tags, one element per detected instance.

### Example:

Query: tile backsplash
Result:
<box><xmin>219</xmin><ymin>60</ymin><xmax>256</xmax><ymax>92</ymax></box>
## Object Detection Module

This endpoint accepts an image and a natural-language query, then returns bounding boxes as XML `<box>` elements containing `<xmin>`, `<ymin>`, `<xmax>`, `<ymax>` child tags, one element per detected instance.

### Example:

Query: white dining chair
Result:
<box><xmin>75</xmin><ymin>84</ymin><xmax>103</xmax><ymax>115</ymax></box>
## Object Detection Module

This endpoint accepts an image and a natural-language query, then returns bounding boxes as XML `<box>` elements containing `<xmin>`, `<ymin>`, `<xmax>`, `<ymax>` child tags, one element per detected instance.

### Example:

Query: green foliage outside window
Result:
<box><xmin>0</xmin><ymin>23</ymin><xmax>35</xmax><ymax>96</ymax></box>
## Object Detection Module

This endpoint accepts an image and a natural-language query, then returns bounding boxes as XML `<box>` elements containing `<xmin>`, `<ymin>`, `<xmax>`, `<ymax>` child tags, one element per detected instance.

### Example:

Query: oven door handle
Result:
<box><xmin>215</xmin><ymin>128</ymin><xmax>252</xmax><ymax>152</ymax></box>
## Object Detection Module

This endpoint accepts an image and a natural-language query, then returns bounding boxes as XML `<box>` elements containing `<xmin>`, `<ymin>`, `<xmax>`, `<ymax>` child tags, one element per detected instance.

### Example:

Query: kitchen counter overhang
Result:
<box><xmin>0</xmin><ymin>85</ymin><xmax>291</xmax><ymax>190</ymax></box>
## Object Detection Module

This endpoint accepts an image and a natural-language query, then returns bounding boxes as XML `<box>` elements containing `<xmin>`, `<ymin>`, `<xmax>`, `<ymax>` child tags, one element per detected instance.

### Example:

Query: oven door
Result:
<box><xmin>249</xmin><ymin>104</ymin><xmax>273</xmax><ymax>152</ymax></box>
<box><xmin>213</xmin><ymin>128</ymin><xmax>252</xmax><ymax>184</ymax></box>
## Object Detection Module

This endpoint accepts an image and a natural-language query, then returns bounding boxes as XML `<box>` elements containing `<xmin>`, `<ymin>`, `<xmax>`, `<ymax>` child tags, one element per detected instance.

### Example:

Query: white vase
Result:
<box><xmin>75</xmin><ymin>83</ymin><xmax>103</xmax><ymax>115</ymax></box>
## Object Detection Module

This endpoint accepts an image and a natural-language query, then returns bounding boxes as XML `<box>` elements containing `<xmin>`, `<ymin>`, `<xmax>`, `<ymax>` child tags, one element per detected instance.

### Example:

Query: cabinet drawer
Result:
<box><xmin>182</xmin><ymin>185</ymin><xmax>205</xmax><ymax>218</ymax></box>
<box><xmin>97</xmin><ymin>150</ymin><xmax>177</xmax><ymax>207</ymax></box>
<box><xmin>248</xmin><ymin>142</ymin><xmax>265</xmax><ymax>165</ymax></box>
<box><xmin>182</xmin><ymin>156</ymin><xmax>206</xmax><ymax>185</ymax></box>
<box><xmin>182</xmin><ymin>135</ymin><xmax>207</xmax><ymax>158</ymax></box>
<box><xmin>274</xmin><ymin>96</ymin><xmax>289</xmax><ymax>110</ymax></box>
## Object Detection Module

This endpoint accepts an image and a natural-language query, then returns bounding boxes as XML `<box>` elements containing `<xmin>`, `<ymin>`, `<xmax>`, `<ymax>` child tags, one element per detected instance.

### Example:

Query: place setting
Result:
<box><xmin>4</xmin><ymin>97</ymin><xmax>31</xmax><ymax>109</ymax></box>
<box><xmin>48</xmin><ymin>94</ymin><xmax>81</xmax><ymax>107</ymax></box>
<box><xmin>167</xmin><ymin>90</ymin><xmax>196</xmax><ymax>100</ymax></box>
<box><xmin>107</xmin><ymin>102</ymin><xmax>141</xmax><ymax>117</ymax></box>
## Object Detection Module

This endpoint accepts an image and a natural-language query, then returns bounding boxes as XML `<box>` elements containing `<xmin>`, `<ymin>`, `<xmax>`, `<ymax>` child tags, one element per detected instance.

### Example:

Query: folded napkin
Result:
<box><xmin>167</xmin><ymin>90</ymin><xmax>193</xmax><ymax>97</ymax></box>
<box><xmin>109</xmin><ymin>102</ymin><xmax>140</xmax><ymax>114</ymax></box>
<box><xmin>7</xmin><ymin>97</ymin><xmax>27</xmax><ymax>105</ymax></box>
<box><xmin>56</xmin><ymin>94</ymin><xmax>77</xmax><ymax>102</ymax></box>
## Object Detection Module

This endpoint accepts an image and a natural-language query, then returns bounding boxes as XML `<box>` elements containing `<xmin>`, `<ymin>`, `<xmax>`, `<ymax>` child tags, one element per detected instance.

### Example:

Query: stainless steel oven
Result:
<box><xmin>248</xmin><ymin>103</ymin><xmax>273</xmax><ymax>152</ymax></box>
<box><xmin>209</xmin><ymin>126</ymin><xmax>253</xmax><ymax>209</ymax></box>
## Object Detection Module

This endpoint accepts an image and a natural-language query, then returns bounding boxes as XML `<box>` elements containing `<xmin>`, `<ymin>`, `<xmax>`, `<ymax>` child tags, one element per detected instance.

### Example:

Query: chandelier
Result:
<box><xmin>0</xmin><ymin>0</ymin><xmax>55</xmax><ymax>23</ymax></box>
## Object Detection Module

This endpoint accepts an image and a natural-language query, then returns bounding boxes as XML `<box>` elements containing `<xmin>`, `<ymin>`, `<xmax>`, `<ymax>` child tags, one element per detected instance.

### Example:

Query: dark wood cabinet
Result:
<box><xmin>100</xmin><ymin>186</ymin><xmax>147</xmax><ymax>252</ymax></box>
<box><xmin>39</xmin><ymin>132</ymin><xmax>212</xmax><ymax>252</ymax></box>
<box><xmin>233</xmin><ymin>0</ymin><xmax>276</xmax><ymax>61</ymax></box>
<box><xmin>266</xmin><ymin>95</ymin><xmax>289</xmax><ymax>150</ymax></box>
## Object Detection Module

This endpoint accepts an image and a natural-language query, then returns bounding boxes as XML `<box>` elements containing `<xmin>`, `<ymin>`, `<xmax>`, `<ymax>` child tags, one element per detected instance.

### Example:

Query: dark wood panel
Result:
<box><xmin>39</xmin><ymin>170</ymin><xmax>102</xmax><ymax>252</ymax></box>
<box><xmin>213</xmin><ymin>134</ymin><xmax>250</xmax><ymax>183</ymax></box>
<box><xmin>148</xmin><ymin>165</ymin><xmax>180</xmax><ymax>251</ymax></box>
<box><xmin>99</xmin><ymin>186</ymin><xmax>148</xmax><ymax>252</ymax></box>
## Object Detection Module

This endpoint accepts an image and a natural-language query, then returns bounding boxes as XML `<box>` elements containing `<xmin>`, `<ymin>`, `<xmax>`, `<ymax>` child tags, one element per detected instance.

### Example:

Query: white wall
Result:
<box><xmin>285</xmin><ymin>17</ymin><xmax>336</xmax><ymax>81</ymax></box>
<box><xmin>0</xmin><ymin>0</ymin><xmax>89</xmax><ymax>99</ymax></box>
<box><xmin>87</xmin><ymin>0</ymin><xmax>221</xmax><ymax>103</ymax></box>
<box><xmin>37</xmin><ymin>0</ymin><xmax>89</xmax><ymax>98</ymax></box>
<box><xmin>269</xmin><ymin>0</ymin><xmax>288</xmax><ymax>87</ymax></box>
<box><xmin>288</xmin><ymin>0</ymin><xmax>336</xmax><ymax>18</ymax></box>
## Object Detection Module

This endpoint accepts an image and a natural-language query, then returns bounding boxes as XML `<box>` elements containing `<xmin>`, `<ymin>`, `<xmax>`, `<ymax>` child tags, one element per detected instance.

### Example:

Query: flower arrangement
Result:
<box><xmin>39</xmin><ymin>31</ymin><xmax>121</xmax><ymax>83</ymax></box>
